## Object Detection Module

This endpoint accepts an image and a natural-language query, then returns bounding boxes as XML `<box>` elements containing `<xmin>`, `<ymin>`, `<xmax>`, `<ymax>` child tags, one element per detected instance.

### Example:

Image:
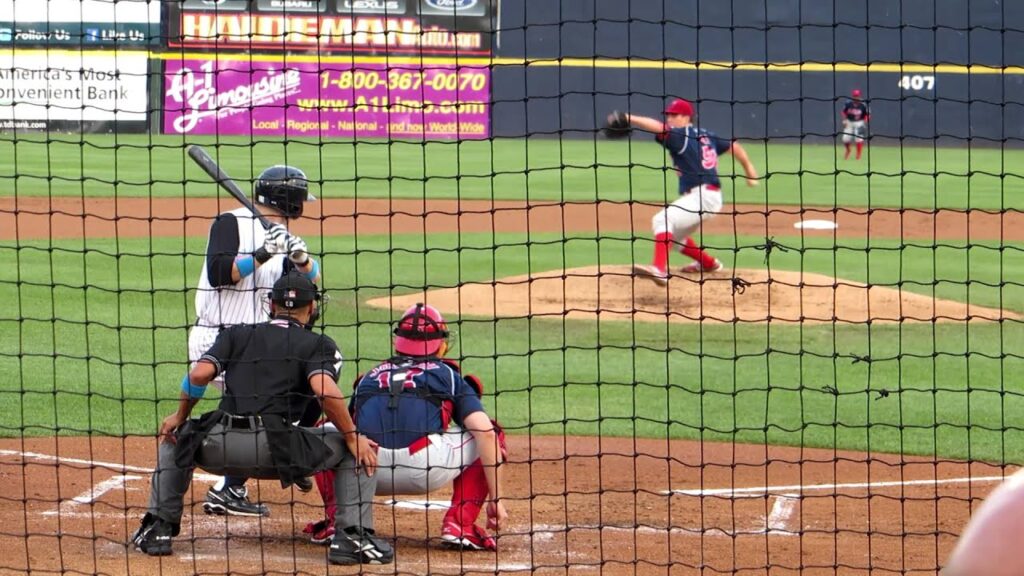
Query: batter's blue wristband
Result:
<box><xmin>305</xmin><ymin>259</ymin><xmax>319</xmax><ymax>280</ymax></box>
<box><xmin>181</xmin><ymin>374</ymin><xmax>206</xmax><ymax>399</ymax></box>
<box><xmin>235</xmin><ymin>255</ymin><xmax>255</xmax><ymax>278</ymax></box>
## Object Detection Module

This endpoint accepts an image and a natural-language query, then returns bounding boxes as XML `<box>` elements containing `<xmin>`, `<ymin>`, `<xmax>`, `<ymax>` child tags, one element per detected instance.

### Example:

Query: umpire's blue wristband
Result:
<box><xmin>305</xmin><ymin>258</ymin><xmax>319</xmax><ymax>281</ymax></box>
<box><xmin>235</xmin><ymin>255</ymin><xmax>255</xmax><ymax>278</ymax></box>
<box><xmin>181</xmin><ymin>374</ymin><xmax>207</xmax><ymax>399</ymax></box>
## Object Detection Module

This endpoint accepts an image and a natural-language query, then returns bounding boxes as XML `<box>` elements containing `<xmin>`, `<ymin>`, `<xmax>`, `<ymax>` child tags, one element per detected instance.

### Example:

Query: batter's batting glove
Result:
<box><xmin>602</xmin><ymin>110</ymin><xmax>631</xmax><ymax>139</ymax></box>
<box><xmin>264</xmin><ymin>224</ymin><xmax>289</xmax><ymax>255</ymax></box>
<box><xmin>287</xmin><ymin>235</ymin><xmax>309</xmax><ymax>265</ymax></box>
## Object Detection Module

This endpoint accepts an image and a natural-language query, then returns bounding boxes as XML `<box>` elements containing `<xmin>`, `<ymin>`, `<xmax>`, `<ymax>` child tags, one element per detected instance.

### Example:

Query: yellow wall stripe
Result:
<box><xmin>3</xmin><ymin>49</ymin><xmax>1020</xmax><ymax>75</ymax></box>
<box><xmin>149</xmin><ymin>53</ymin><xmax>1024</xmax><ymax>75</ymax></box>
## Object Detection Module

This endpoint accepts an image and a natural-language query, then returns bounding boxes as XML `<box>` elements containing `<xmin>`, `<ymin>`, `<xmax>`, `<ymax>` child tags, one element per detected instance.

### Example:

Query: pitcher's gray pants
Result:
<box><xmin>146</xmin><ymin>423</ymin><xmax>375</xmax><ymax>533</ymax></box>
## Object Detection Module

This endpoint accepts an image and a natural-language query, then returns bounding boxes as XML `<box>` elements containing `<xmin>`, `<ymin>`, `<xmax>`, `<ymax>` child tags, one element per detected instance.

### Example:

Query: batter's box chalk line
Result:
<box><xmin>530</xmin><ymin>512</ymin><xmax>799</xmax><ymax>539</ymax></box>
<box><xmin>0</xmin><ymin>449</ymin><xmax>227</xmax><ymax>518</ymax></box>
<box><xmin>662</xmin><ymin>475</ymin><xmax>1009</xmax><ymax>497</ymax></box>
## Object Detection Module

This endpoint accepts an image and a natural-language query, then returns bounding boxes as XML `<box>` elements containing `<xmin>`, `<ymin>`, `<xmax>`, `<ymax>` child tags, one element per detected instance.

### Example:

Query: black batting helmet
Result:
<box><xmin>255</xmin><ymin>165</ymin><xmax>314</xmax><ymax>219</ymax></box>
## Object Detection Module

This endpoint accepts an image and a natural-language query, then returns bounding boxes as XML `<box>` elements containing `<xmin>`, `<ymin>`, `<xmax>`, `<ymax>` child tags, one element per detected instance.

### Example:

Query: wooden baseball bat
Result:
<box><xmin>186</xmin><ymin>144</ymin><xmax>271</xmax><ymax>230</ymax></box>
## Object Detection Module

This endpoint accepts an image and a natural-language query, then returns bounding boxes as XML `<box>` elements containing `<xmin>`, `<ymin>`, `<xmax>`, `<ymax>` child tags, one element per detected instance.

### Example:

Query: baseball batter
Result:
<box><xmin>841</xmin><ymin>89</ymin><xmax>870</xmax><ymax>160</ymax></box>
<box><xmin>611</xmin><ymin>99</ymin><xmax>759</xmax><ymax>283</ymax></box>
<box><xmin>189</xmin><ymin>164</ymin><xmax>320</xmax><ymax>517</ymax></box>
<box><xmin>304</xmin><ymin>304</ymin><xmax>509</xmax><ymax>551</ymax></box>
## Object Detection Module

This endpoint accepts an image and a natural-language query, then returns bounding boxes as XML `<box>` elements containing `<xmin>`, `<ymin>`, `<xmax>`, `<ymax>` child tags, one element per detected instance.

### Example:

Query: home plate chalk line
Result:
<box><xmin>2</xmin><ymin>449</ymin><xmax>542</xmax><ymax>572</ymax></box>
<box><xmin>2</xmin><ymin>449</ymin><xmax>1011</xmax><ymax>544</ymax></box>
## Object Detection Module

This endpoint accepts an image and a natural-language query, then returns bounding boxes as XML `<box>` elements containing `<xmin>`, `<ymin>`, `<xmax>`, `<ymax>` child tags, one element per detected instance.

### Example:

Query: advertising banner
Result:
<box><xmin>169</xmin><ymin>0</ymin><xmax>496</xmax><ymax>55</ymax></box>
<box><xmin>162</xmin><ymin>58</ymin><xmax>490</xmax><ymax>139</ymax></box>
<box><xmin>0</xmin><ymin>51</ymin><xmax>149</xmax><ymax>127</ymax></box>
<box><xmin>0</xmin><ymin>0</ymin><xmax>160</xmax><ymax>47</ymax></box>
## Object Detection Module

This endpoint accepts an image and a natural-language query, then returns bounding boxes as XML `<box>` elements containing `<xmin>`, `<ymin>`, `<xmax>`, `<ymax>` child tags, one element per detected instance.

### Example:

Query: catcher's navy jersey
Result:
<box><xmin>842</xmin><ymin>100</ymin><xmax>869</xmax><ymax>122</ymax></box>
<box><xmin>352</xmin><ymin>357</ymin><xmax>484</xmax><ymax>449</ymax></box>
<box><xmin>656</xmin><ymin>126</ymin><xmax>732</xmax><ymax>193</ymax></box>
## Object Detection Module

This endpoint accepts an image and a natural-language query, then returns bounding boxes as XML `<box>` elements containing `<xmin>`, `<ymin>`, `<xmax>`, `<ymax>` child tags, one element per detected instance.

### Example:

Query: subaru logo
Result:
<box><xmin>0</xmin><ymin>28</ymin><xmax>10</xmax><ymax>42</ymax></box>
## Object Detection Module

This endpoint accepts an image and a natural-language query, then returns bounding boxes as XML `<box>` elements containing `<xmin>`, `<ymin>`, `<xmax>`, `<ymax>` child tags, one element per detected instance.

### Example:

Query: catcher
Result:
<box><xmin>604</xmin><ymin>100</ymin><xmax>759</xmax><ymax>282</ymax></box>
<box><xmin>840</xmin><ymin>89</ymin><xmax>870</xmax><ymax>160</ymax></box>
<box><xmin>303</xmin><ymin>304</ymin><xmax>509</xmax><ymax>551</ymax></box>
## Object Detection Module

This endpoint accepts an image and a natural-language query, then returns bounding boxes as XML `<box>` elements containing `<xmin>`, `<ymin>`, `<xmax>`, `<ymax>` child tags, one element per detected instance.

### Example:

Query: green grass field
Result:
<box><xmin>2</xmin><ymin>133</ymin><xmax>1020</xmax><ymax>466</ymax></box>
<box><xmin>1</xmin><ymin>133</ymin><xmax>1021</xmax><ymax>210</ymax></box>
<box><xmin>2</xmin><ymin>231</ymin><xmax>1022</xmax><ymax>463</ymax></box>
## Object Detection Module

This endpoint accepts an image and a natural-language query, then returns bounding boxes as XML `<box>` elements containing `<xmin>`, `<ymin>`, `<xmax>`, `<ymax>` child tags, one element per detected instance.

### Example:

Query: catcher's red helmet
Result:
<box><xmin>664</xmin><ymin>98</ymin><xmax>694</xmax><ymax>117</ymax></box>
<box><xmin>393</xmin><ymin>303</ymin><xmax>449</xmax><ymax>357</ymax></box>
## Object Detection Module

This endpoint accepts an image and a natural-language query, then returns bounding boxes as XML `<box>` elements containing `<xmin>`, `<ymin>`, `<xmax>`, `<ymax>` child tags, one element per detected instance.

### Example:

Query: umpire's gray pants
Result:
<box><xmin>146</xmin><ymin>423</ymin><xmax>375</xmax><ymax>533</ymax></box>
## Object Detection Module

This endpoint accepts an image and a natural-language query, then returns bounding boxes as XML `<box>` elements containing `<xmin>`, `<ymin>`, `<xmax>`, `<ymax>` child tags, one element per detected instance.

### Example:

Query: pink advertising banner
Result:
<box><xmin>162</xmin><ymin>59</ymin><xmax>490</xmax><ymax>139</ymax></box>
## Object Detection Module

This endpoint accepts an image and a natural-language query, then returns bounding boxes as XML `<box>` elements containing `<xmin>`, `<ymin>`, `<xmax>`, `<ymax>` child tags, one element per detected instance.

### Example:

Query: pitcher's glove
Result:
<box><xmin>603</xmin><ymin>110</ymin><xmax>631</xmax><ymax>139</ymax></box>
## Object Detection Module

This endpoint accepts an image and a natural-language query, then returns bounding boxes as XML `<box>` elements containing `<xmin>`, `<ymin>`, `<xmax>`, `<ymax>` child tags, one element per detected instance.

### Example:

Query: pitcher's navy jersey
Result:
<box><xmin>656</xmin><ymin>126</ymin><xmax>733</xmax><ymax>193</ymax></box>
<box><xmin>842</xmin><ymin>100</ymin><xmax>869</xmax><ymax>122</ymax></box>
<box><xmin>351</xmin><ymin>356</ymin><xmax>484</xmax><ymax>449</ymax></box>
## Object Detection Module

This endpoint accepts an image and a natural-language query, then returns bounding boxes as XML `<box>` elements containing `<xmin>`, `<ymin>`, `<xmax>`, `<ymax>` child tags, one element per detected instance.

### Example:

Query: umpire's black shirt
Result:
<box><xmin>201</xmin><ymin>318</ymin><xmax>342</xmax><ymax>422</ymax></box>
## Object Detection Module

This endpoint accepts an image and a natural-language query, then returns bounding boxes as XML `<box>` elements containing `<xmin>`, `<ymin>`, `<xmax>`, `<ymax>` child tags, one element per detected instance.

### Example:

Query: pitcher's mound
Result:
<box><xmin>367</xmin><ymin>265</ymin><xmax>1016</xmax><ymax>324</ymax></box>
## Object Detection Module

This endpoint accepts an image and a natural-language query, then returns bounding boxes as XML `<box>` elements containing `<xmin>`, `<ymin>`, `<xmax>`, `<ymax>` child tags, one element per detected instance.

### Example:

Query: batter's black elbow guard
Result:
<box><xmin>254</xmin><ymin>247</ymin><xmax>273</xmax><ymax>264</ymax></box>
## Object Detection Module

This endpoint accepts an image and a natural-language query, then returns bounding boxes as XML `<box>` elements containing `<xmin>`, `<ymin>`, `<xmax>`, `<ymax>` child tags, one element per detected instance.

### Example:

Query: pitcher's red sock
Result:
<box><xmin>680</xmin><ymin>236</ymin><xmax>717</xmax><ymax>269</ymax></box>
<box><xmin>856</xmin><ymin>142</ymin><xmax>864</xmax><ymax>159</ymax></box>
<box><xmin>653</xmin><ymin>232</ymin><xmax>673</xmax><ymax>272</ymax></box>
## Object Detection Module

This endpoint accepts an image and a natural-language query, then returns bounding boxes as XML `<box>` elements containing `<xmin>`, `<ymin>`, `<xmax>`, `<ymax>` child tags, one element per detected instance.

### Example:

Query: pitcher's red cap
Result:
<box><xmin>851</xmin><ymin>89</ymin><xmax>862</xmax><ymax>97</ymax></box>
<box><xmin>664</xmin><ymin>98</ymin><xmax>694</xmax><ymax>116</ymax></box>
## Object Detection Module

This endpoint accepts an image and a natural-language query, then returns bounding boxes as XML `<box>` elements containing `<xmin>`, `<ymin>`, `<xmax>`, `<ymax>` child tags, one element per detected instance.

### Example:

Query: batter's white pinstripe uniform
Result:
<box><xmin>188</xmin><ymin>208</ymin><xmax>287</xmax><ymax>386</ymax></box>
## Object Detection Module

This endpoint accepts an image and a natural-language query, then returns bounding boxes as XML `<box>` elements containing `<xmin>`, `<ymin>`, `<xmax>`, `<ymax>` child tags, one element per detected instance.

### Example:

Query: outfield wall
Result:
<box><xmin>490</xmin><ymin>0</ymin><xmax>1024</xmax><ymax>142</ymax></box>
<box><xmin>0</xmin><ymin>0</ymin><xmax>1021</xmax><ymax>142</ymax></box>
<box><xmin>490</xmin><ymin>67</ymin><xmax>1024</xmax><ymax>143</ymax></box>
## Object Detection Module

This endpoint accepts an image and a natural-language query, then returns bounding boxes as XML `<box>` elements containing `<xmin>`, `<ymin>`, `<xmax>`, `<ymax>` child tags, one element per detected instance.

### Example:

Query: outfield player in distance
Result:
<box><xmin>616</xmin><ymin>99</ymin><xmax>759</xmax><ymax>284</ymax></box>
<box><xmin>303</xmin><ymin>304</ymin><xmax>510</xmax><ymax>551</ymax></box>
<box><xmin>189</xmin><ymin>164</ymin><xmax>321</xmax><ymax>517</ymax></box>
<box><xmin>841</xmin><ymin>89</ymin><xmax>870</xmax><ymax>160</ymax></box>
<box><xmin>132</xmin><ymin>272</ymin><xmax>391</xmax><ymax>565</ymax></box>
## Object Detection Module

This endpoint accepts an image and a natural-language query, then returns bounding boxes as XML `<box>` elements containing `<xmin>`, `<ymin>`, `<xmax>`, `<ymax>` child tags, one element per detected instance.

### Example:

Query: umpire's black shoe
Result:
<box><xmin>328</xmin><ymin>527</ymin><xmax>394</xmax><ymax>565</ymax></box>
<box><xmin>203</xmin><ymin>485</ymin><xmax>270</xmax><ymax>517</ymax></box>
<box><xmin>131</xmin><ymin>515</ymin><xmax>174</xmax><ymax>556</ymax></box>
<box><xmin>294</xmin><ymin>477</ymin><xmax>313</xmax><ymax>493</ymax></box>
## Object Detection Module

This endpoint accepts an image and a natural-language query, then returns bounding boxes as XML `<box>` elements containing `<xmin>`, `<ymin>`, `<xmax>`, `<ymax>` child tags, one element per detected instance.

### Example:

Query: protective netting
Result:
<box><xmin>0</xmin><ymin>0</ymin><xmax>1022</xmax><ymax>574</ymax></box>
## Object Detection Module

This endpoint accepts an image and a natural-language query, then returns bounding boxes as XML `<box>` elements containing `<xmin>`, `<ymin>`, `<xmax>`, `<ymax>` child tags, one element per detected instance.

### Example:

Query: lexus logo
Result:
<box><xmin>338</xmin><ymin>0</ymin><xmax>406</xmax><ymax>13</ymax></box>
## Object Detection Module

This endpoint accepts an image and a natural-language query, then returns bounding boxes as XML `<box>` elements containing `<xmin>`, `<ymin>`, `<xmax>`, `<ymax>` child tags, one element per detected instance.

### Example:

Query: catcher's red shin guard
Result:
<box><xmin>314</xmin><ymin>468</ymin><xmax>337</xmax><ymax>522</ymax></box>
<box><xmin>443</xmin><ymin>421</ymin><xmax>508</xmax><ymax>529</ymax></box>
<box><xmin>308</xmin><ymin>417</ymin><xmax>338</xmax><ymax>524</ymax></box>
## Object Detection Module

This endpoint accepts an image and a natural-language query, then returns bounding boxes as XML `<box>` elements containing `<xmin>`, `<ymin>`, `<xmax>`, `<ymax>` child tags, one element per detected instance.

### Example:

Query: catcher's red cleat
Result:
<box><xmin>632</xmin><ymin>264</ymin><xmax>669</xmax><ymax>286</ymax></box>
<box><xmin>441</xmin><ymin>522</ymin><xmax>497</xmax><ymax>551</ymax></box>
<box><xmin>679</xmin><ymin>259</ymin><xmax>724</xmax><ymax>274</ymax></box>
<box><xmin>303</xmin><ymin>519</ymin><xmax>335</xmax><ymax>545</ymax></box>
